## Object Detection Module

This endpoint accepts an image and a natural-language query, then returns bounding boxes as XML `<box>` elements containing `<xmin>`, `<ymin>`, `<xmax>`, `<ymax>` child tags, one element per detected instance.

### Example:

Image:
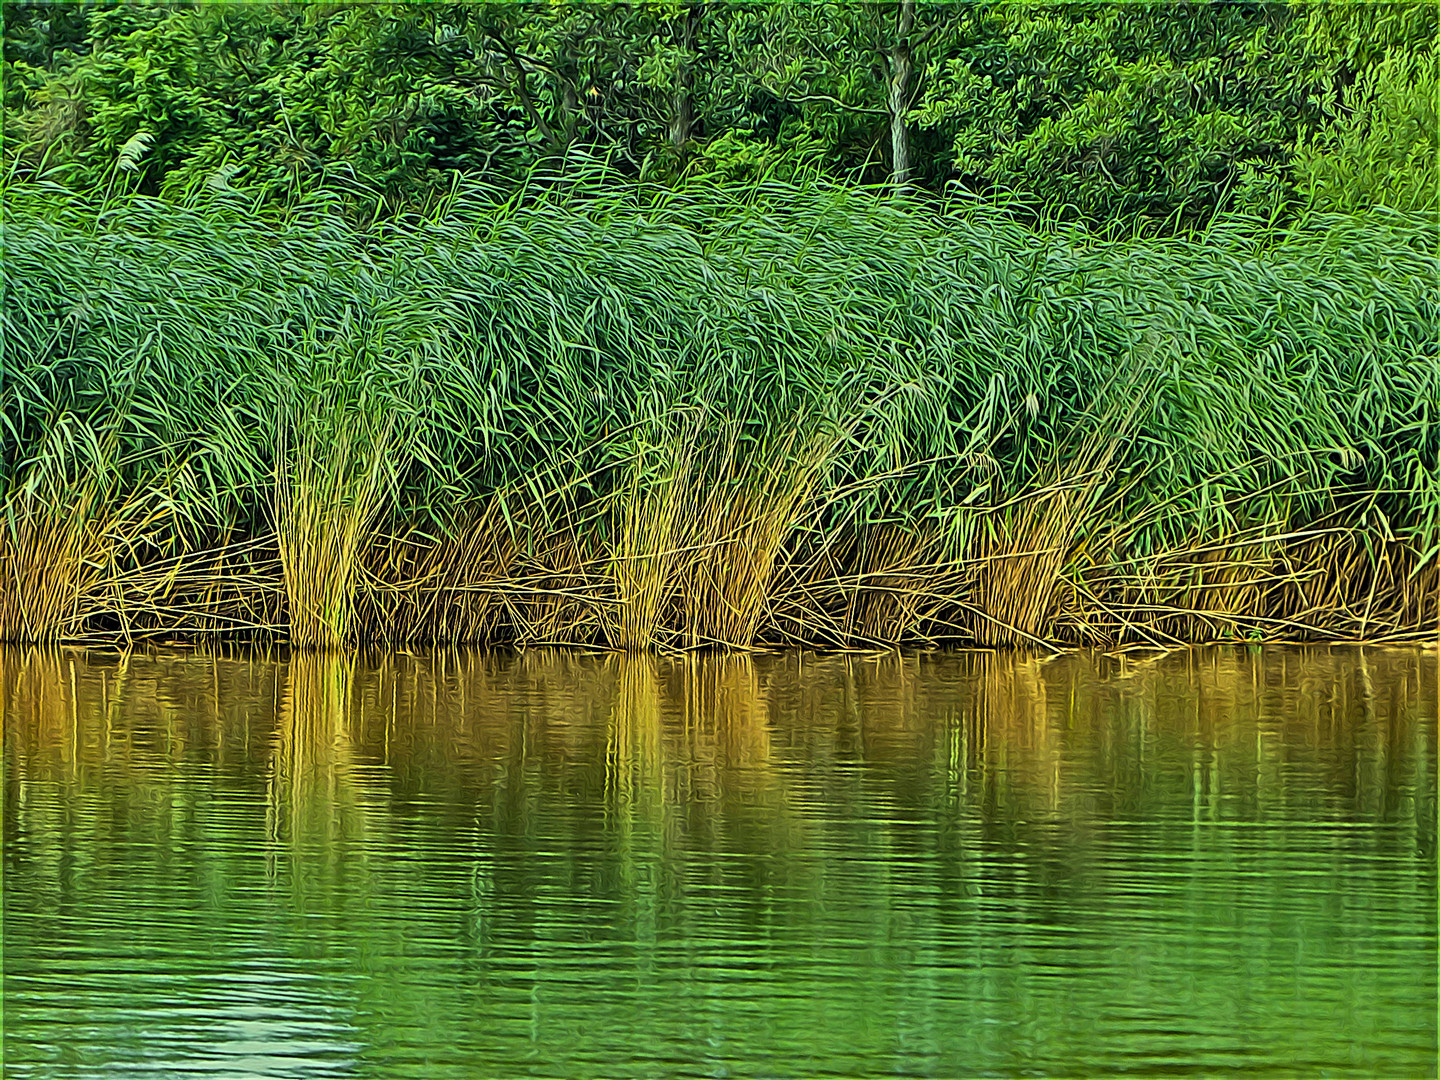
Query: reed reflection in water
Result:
<box><xmin>3</xmin><ymin>646</ymin><xmax>1435</xmax><ymax>1078</ymax></box>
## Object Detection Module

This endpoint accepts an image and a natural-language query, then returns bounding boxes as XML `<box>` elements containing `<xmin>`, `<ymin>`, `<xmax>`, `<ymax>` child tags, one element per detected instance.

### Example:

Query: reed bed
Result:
<box><xmin>3</xmin><ymin>177</ymin><xmax>1436</xmax><ymax>647</ymax></box>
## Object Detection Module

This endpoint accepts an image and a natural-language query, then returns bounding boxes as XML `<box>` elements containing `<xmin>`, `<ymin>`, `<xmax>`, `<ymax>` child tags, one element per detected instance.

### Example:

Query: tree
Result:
<box><xmin>1291</xmin><ymin>0</ymin><xmax>1438</xmax><ymax>215</ymax></box>
<box><xmin>4</xmin><ymin>0</ymin><xmax>1432</xmax><ymax>228</ymax></box>
<box><xmin>910</xmin><ymin>2</ymin><xmax>1327</xmax><ymax>225</ymax></box>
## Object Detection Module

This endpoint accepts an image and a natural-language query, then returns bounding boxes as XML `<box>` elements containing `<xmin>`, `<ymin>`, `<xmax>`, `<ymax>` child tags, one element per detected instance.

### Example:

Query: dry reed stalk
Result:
<box><xmin>356</xmin><ymin>470</ymin><xmax>617</xmax><ymax>647</ymax></box>
<box><xmin>74</xmin><ymin>468</ymin><xmax>286</xmax><ymax>641</ymax></box>
<box><xmin>3</xmin><ymin>441</ymin><xmax>293</xmax><ymax>644</ymax></box>
<box><xmin>1270</xmin><ymin>532</ymin><xmax>1440</xmax><ymax>641</ymax></box>
<box><xmin>751</xmin><ymin>526</ymin><xmax>854</xmax><ymax>648</ymax></box>
<box><xmin>1165</xmin><ymin>540</ymin><xmax>1291</xmax><ymax>641</ymax></box>
<box><xmin>675</xmin><ymin>427</ymin><xmax>831</xmax><ymax>649</ymax></box>
<box><xmin>1068</xmin><ymin>527</ymin><xmax>1285</xmax><ymax>645</ymax></box>
<box><xmin>1056</xmin><ymin>520</ymin><xmax>1440</xmax><ymax>645</ymax></box>
<box><xmin>967</xmin><ymin>443</ymin><xmax>1118</xmax><ymax>648</ymax></box>
<box><xmin>277</xmin><ymin>419</ymin><xmax>389</xmax><ymax>649</ymax></box>
<box><xmin>496</xmin><ymin>523</ymin><xmax>603</xmax><ymax>646</ymax></box>
<box><xmin>6</xmin><ymin>436</ymin><xmax>1432</xmax><ymax>649</ymax></box>
<box><xmin>71</xmin><ymin>534</ymin><xmax>286</xmax><ymax>642</ymax></box>
<box><xmin>2</xmin><ymin>490</ymin><xmax>286</xmax><ymax>645</ymax></box>
<box><xmin>761</xmin><ymin>524</ymin><xmax>960</xmax><ymax>648</ymax></box>
<box><xmin>844</xmin><ymin>525</ymin><xmax>945</xmax><ymax>643</ymax></box>
<box><xmin>606</xmin><ymin>442</ymin><xmax>694</xmax><ymax>651</ymax></box>
<box><xmin>0</xmin><ymin>482</ymin><xmax>98</xmax><ymax>642</ymax></box>
<box><xmin>357</xmin><ymin>498</ymin><xmax>519</xmax><ymax>645</ymax></box>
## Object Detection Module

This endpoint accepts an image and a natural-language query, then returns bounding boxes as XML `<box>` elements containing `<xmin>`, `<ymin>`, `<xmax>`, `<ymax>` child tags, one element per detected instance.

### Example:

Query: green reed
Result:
<box><xmin>2</xmin><ymin>176</ymin><xmax>1436</xmax><ymax>645</ymax></box>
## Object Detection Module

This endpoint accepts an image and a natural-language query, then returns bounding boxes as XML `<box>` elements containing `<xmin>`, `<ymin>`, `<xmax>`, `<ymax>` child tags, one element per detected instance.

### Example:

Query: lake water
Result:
<box><xmin>3</xmin><ymin>646</ymin><xmax>1435</xmax><ymax>1078</ymax></box>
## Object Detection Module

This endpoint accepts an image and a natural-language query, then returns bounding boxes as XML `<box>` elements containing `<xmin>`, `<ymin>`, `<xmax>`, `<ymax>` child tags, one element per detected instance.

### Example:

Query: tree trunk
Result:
<box><xmin>670</xmin><ymin>80</ymin><xmax>692</xmax><ymax>152</ymax></box>
<box><xmin>670</xmin><ymin>3</ymin><xmax>699</xmax><ymax>153</ymax></box>
<box><xmin>887</xmin><ymin>0</ymin><xmax>916</xmax><ymax>188</ymax></box>
<box><xmin>489</xmin><ymin>31</ymin><xmax>560</xmax><ymax>154</ymax></box>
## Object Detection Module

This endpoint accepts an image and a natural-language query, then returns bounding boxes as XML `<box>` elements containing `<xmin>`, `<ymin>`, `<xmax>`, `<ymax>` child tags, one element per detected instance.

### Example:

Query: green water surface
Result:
<box><xmin>3</xmin><ymin>646</ymin><xmax>1435</xmax><ymax>1077</ymax></box>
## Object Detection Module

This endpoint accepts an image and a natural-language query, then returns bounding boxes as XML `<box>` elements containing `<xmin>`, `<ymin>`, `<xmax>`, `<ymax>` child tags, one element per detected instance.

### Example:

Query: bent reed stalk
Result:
<box><xmin>3</xmin><ymin>177</ymin><xmax>1437</xmax><ymax>648</ymax></box>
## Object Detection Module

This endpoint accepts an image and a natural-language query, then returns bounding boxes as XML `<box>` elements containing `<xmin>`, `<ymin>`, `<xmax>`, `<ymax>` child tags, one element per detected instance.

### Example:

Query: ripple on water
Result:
<box><xmin>3</xmin><ymin>646</ymin><xmax>1435</xmax><ymax>1078</ymax></box>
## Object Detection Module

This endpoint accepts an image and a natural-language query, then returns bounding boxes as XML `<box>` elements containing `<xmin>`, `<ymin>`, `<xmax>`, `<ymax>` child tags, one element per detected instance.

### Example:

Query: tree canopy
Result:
<box><xmin>3</xmin><ymin>0</ymin><xmax>1436</xmax><ymax>225</ymax></box>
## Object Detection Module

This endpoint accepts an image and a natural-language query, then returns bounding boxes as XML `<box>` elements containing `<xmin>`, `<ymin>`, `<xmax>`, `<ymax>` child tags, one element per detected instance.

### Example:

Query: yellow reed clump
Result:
<box><xmin>675</xmin><ymin>426</ymin><xmax>832</xmax><ymax>649</ymax></box>
<box><xmin>0</xmin><ymin>481</ymin><xmax>97</xmax><ymax>643</ymax></box>
<box><xmin>277</xmin><ymin>416</ymin><xmax>389</xmax><ymax>649</ymax></box>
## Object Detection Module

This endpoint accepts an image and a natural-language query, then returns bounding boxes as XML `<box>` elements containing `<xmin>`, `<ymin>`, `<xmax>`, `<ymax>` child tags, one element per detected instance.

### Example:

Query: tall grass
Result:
<box><xmin>277</xmin><ymin>410</ymin><xmax>391</xmax><ymax>648</ymax></box>
<box><xmin>3</xmin><ymin>176</ymin><xmax>1436</xmax><ymax>646</ymax></box>
<box><xmin>0</xmin><ymin>479</ymin><xmax>96</xmax><ymax>642</ymax></box>
<box><xmin>606</xmin><ymin>426</ymin><xmax>696</xmax><ymax>651</ymax></box>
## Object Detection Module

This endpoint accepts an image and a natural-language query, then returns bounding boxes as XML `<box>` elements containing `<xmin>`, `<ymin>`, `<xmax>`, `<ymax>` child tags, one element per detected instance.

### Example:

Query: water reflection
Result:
<box><xmin>3</xmin><ymin>646</ymin><xmax>1436</xmax><ymax>1077</ymax></box>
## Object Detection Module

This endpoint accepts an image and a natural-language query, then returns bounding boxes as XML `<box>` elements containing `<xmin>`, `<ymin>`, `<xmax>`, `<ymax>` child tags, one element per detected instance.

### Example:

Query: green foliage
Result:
<box><xmin>1299</xmin><ymin>0</ymin><xmax>1438</xmax><ymax>73</ymax></box>
<box><xmin>911</xmin><ymin>2</ymin><xmax>1325</xmax><ymax>224</ymax></box>
<box><xmin>6</xmin><ymin>3</ymin><xmax>528</xmax><ymax>200</ymax></box>
<box><xmin>7</xmin><ymin>1</ymin><xmax>1431</xmax><ymax>227</ymax></box>
<box><xmin>1293</xmin><ymin>40</ymin><xmax>1438</xmax><ymax>215</ymax></box>
<box><xmin>2</xmin><ymin>1</ymin><xmax>726</xmax><ymax>202</ymax></box>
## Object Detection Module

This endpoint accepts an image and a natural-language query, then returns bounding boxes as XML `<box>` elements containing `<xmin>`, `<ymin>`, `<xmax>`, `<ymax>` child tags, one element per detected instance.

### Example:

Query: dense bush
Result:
<box><xmin>4</xmin><ymin>1</ymin><xmax>1434</xmax><ymax>225</ymax></box>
